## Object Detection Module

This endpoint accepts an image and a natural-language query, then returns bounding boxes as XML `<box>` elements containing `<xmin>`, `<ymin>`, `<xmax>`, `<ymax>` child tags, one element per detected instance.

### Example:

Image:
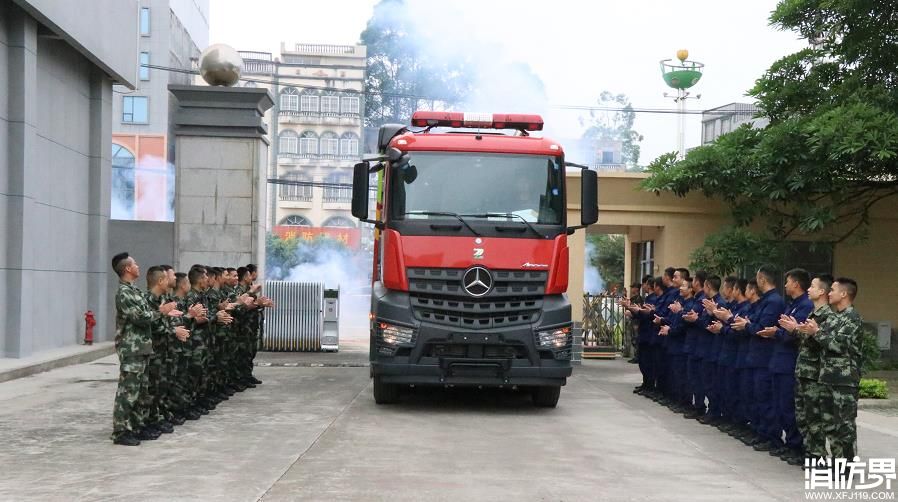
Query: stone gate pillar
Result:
<box><xmin>168</xmin><ymin>85</ymin><xmax>274</xmax><ymax>275</ymax></box>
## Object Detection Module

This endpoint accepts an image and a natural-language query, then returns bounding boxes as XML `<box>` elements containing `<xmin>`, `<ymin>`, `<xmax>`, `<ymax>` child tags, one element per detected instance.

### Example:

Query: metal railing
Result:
<box><xmin>239</xmin><ymin>51</ymin><xmax>273</xmax><ymax>61</ymax></box>
<box><xmin>279</xmin><ymin>190</ymin><xmax>313</xmax><ymax>202</ymax></box>
<box><xmin>322</xmin><ymin>192</ymin><xmax>352</xmax><ymax>203</ymax></box>
<box><xmin>582</xmin><ymin>293</ymin><xmax>629</xmax><ymax>353</ymax></box>
<box><xmin>293</xmin><ymin>43</ymin><xmax>357</xmax><ymax>55</ymax></box>
<box><xmin>243</xmin><ymin>61</ymin><xmax>275</xmax><ymax>75</ymax></box>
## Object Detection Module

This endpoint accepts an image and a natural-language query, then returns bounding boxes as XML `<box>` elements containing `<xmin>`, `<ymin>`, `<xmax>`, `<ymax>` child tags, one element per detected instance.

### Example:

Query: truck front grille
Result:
<box><xmin>407</xmin><ymin>268</ymin><xmax>547</xmax><ymax>328</ymax></box>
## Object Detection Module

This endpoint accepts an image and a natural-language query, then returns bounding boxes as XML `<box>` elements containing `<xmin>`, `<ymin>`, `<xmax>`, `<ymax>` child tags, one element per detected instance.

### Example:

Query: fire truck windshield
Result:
<box><xmin>389</xmin><ymin>152</ymin><xmax>564</xmax><ymax>225</ymax></box>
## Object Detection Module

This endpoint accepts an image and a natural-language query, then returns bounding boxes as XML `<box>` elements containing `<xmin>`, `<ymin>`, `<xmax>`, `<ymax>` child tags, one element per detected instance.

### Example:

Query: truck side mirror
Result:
<box><xmin>351</xmin><ymin>162</ymin><xmax>370</xmax><ymax>221</ymax></box>
<box><xmin>580</xmin><ymin>169</ymin><xmax>598</xmax><ymax>226</ymax></box>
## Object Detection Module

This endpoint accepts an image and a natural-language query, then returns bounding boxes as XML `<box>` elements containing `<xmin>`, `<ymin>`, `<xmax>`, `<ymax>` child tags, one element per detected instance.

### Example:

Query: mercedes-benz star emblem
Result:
<box><xmin>462</xmin><ymin>266</ymin><xmax>493</xmax><ymax>297</ymax></box>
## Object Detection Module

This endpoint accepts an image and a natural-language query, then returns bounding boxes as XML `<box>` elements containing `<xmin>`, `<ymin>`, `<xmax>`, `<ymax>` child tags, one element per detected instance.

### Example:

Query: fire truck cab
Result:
<box><xmin>351</xmin><ymin>111</ymin><xmax>598</xmax><ymax>407</ymax></box>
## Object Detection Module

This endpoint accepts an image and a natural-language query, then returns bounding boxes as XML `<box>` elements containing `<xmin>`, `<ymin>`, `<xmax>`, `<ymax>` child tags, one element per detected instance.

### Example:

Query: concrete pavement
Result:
<box><xmin>1</xmin><ymin>355</ymin><xmax>896</xmax><ymax>501</ymax></box>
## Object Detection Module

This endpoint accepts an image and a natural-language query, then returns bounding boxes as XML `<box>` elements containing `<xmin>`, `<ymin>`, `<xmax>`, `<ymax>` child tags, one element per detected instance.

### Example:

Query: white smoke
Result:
<box><xmin>274</xmin><ymin>240</ymin><xmax>373</xmax><ymax>340</ymax></box>
<box><xmin>110</xmin><ymin>154</ymin><xmax>175</xmax><ymax>222</ymax></box>
<box><xmin>583</xmin><ymin>240</ymin><xmax>605</xmax><ymax>294</ymax></box>
<box><xmin>369</xmin><ymin>0</ymin><xmax>552</xmax><ymax>128</ymax></box>
<box><xmin>283</xmin><ymin>247</ymin><xmax>368</xmax><ymax>291</ymax></box>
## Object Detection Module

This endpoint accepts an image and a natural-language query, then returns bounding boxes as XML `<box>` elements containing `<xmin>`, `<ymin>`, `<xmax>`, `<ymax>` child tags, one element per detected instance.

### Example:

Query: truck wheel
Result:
<box><xmin>373</xmin><ymin>376</ymin><xmax>400</xmax><ymax>404</ymax></box>
<box><xmin>531</xmin><ymin>386</ymin><xmax>561</xmax><ymax>407</ymax></box>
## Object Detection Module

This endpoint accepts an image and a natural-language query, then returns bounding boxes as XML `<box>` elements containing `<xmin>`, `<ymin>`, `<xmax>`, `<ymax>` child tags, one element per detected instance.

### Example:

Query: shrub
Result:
<box><xmin>859</xmin><ymin>379</ymin><xmax>889</xmax><ymax>399</ymax></box>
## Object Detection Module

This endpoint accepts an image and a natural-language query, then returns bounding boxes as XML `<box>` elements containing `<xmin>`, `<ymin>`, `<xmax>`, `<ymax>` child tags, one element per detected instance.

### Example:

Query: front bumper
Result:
<box><xmin>369</xmin><ymin>284</ymin><xmax>573</xmax><ymax>387</ymax></box>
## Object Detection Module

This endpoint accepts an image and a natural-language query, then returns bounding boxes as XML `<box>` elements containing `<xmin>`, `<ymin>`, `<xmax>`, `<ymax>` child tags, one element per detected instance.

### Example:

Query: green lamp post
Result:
<box><xmin>660</xmin><ymin>50</ymin><xmax>704</xmax><ymax>158</ymax></box>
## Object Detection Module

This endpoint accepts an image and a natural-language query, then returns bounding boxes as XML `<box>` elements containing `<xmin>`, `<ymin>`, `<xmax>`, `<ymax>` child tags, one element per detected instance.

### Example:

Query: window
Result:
<box><xmin>340</xmin><ymin>132</ymin><xmax>359</xmax><ymax>157</ymax></box>
<box><xmin>279</xmin><ymin>172</ymin><xmax>312</xmax><ymax>202</ymax></box>
<box><xmin>139</xmin><ymin>52</ymin><xmax>150</xmax><ymax>81</ymax></box>
<box><xmin>323</xmin><ymin>172</ymin><xmax>352</xmax><ymax>202</ymax></box>
<box><xmin>300</xmin><ymin>93</ymin><xmax>319</xmax><ymax>114</ymax></box>
<box><xmin>111</xmin><ymin>144</ymin><xmax>136</xmax><ymax>220</ymax></box>
<box><xmin>244</xmin><ymin>81</ymin><xmax>257</xmax><ymax>88</ymax></box>
<box><xmin>322</xmin><ymin>216</ymin><xmax>356</xmax><ymax>228</ymax></box>
<box><xmin>638</xmin><ymin>241</ymin><xmax>654</xmax><ymax>281</ymax></box>
<box><xmin>280</xmin><ymin>87</ymin><xmax>299</xmax><ymax>112</ymax></box>
<box><xmin>279</xmin><ymin>130</ymin><xmax>298</xmax><ymax>154</ymax></box>
<box><xmin>390</xmin><ymin>153</ymin><xmax>564</xmax><ymax>225</ymax></box>
<box><xmin>140</xmin><ymin>7</ymin><xmax>150</xmax><ymax>36</ymax></box>
<box><xmin>122</xmin><ymin>96</ymin><xmax>148</xmax><ymax>123</ymax></box>
<box><xmin>281</xmin><ymin>215</ymin><xmax>312</xmax><ymax>226</ymax></box>
<box><xmin>299</xmin><ymin>131</ymin><xmax>318</xmax><ymax>156</ymax></box>
<box><xmin>341</xmin><ymin>96</ymin><xmax>360</xmax><ymax>115</ymax></box>
<box><xmin>601</xmin><ymin>150</ymin><xmax>615</xmax><ymax>165</ymax></box>
<box><xmin>320</xmin><ymin>132</ymin><xmax>339</xmax><ymax>156</ymax></box>
<box><xmin>321</xmin><ymin>95</ymin><xmax>340</xmax><ymax>115</ymax></box>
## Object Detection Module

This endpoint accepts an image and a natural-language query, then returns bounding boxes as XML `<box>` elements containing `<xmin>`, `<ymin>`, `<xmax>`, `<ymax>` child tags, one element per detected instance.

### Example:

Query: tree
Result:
<box><xmin>265</xmin><ymin>233</ymin><xmax>354</xmax><ymax>280</ymax></box>
<box><xmin>642</xmin><ymin>1</ymin><xmax>898</xmax><ymax>244</ymax></box>
<box><xmin>265</xmin><ymin>233</ymin><xmax>301</xmax><ymax>280</ymax></box>
<box><xmin>587</xmin><ymin>234</ymin><xmax>625</xmax><ymax>289</ymax></box>
<box><xmin>580</xmin><ymin>92</ymin><xmax>644</xmax><ymax>169</ymax></box>
<box><xmin>688</xmin><ymin>227</ymin><xmax>786</xmax><ymax>277</ymax></box>
<box><xmin>360</xmin><ymin>0</ymin><xmax>472</xmax><ymax>127</ymax></box>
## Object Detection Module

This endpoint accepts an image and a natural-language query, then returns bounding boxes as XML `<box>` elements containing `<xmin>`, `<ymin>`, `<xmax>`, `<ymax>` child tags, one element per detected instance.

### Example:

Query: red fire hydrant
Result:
<box><xmin>84</xmin><ymin>311</ymin><xmax>96</xmax><ymax>345</ymax></box>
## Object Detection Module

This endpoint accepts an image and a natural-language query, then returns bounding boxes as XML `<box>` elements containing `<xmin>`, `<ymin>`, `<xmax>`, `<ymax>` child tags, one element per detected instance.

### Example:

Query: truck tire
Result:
<box><xmin>531</xmin><ymin>385</ymin><xmax>561</xmax><ymax>407</ymax></box>
<box><xmin>373</xmin><ymin>376</ymin><xmax>400</xmax><ymax>404</ymax></box>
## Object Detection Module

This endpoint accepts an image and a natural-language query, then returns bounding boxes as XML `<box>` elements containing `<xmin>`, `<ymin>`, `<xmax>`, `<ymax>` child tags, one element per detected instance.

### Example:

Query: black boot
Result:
<box><xmin>137</xmin><ymin>428</ymin><xmax>160</xmax><ymax>441</ymax></box>
<box><xmin>113</xmin><ymin>433</ymin><xmax>141</xmax><ymax>446</ymax></box>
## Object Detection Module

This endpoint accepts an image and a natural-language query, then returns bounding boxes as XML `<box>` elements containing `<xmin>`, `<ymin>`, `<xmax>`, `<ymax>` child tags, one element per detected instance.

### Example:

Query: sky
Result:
<box><xmin>209</xmin><ymin>0</ymin><xmax>806</xmax><ymax>165</ymax></box>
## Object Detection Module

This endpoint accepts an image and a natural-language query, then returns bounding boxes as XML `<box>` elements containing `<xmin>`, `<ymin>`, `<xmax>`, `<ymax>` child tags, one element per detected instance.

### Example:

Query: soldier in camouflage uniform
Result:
<box><xmin>162</xmin><ymin>265</ymin><xmax>197</xmax><ymax>425</ymax></box>
<box><xmin>206</xmin><ymin>267</ymin><xmax>235</xmax><ymax>401</ymax></box>
<box><xmin>239</xmin><ymin>265</ymin><xmax>269</xmax><ymax>386</ymax></box>
<box><xmin>247</xmin><ymin>264</ymin><xmax>272</xmax><ymax>385</ymax></box>
<box><xmin>232</xmin><ymin>267</ymin><xmax>250</xmax><ymax>388</ymax></box>
<box><xmin>802</xmin><ymin>277</ymin><xmax>864</xmax><ymax>462</ymax></box>
<box><xmin>782</xmin><ymin>274</ymin><xmax>833</xmax><ymax>464</ymax></box>
<box><xmin>221</xmin><ymin>268</ymin><xmax>245</xmax><ymax>392</ymax></box>
<box><xmin>110</xmin><ymin>252</ymin><xmax>181</xmax><ymax>446</ymax></box>
<box><xmin>185</xmin><ymin>266</ymin><xmax>214</xmax><ymax>414</ymax></box>
<box><xmin>144</xmin><ymin>266</ymin><xmax>174</xmax><ymax>434</ymax></box>
<box><xmin>203</xmin><ymin>269</ymin><xmax>222</xmax><ymax>400</ymax></box>
<box><xmin>146</xmin><ymin>266</ymin><xmax>193</xmax><ymax>431</ymax></box>
<box><xmin>173</xmin><ymin>272</ymin><xmax>205</xmax><ymax>420</ymax></box>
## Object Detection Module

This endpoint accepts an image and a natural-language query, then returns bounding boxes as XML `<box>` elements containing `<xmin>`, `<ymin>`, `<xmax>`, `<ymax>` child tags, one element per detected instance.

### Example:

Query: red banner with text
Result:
<box><xmin>272</xmin><ymin>226</ymin><xmax>360</xmax><ymax>249</ymax></box>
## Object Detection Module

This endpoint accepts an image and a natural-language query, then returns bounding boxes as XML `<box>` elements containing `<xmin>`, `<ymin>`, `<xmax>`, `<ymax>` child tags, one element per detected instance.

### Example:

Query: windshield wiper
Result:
<box><xmin>403</xmin><ymin>211</ymin><xmax>480</xmax><ymax>236</ymax></box>
<box><xmin>462</xmin><ymin>212</ymin><xmax>545</xmax><ymax>238</ymax></box>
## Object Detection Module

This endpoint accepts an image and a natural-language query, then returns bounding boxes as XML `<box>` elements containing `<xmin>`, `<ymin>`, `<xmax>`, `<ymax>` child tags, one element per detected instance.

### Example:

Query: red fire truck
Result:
<box><xmin>351</xmin><ymin>111</ymin><xmax>598</xmax><ymax>407</ymax></box>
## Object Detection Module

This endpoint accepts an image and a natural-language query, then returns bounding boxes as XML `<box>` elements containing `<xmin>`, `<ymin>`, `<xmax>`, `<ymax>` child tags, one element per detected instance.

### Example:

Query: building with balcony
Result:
<box><xmin>239</xmin><ymin>42</ymin><xmax>367</xmax><ymax>247</ymax></box>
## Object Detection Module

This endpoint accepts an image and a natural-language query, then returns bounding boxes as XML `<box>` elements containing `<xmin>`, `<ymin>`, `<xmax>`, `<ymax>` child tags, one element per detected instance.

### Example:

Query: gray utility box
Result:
<box><xmin>321</xmin><ymin>288</ymin><xmax>340</xmax><ymax>352</ymax></box>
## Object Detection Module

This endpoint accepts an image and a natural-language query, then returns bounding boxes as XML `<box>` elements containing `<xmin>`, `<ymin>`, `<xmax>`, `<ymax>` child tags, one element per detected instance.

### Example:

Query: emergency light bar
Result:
<box><xmin>411</xmin><ymin>111</ymin><xmax>544</xmax><ymax>131</ymax></box>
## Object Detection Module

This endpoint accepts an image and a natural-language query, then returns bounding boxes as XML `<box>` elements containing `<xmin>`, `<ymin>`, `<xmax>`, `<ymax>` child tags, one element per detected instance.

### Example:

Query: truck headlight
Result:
<box><xmin>377</xmin><ymin>322</ymin><xmax>416</xmax><ymax>346</ymax></box>
<box><xmin>537</xmin><ymin>326</ymin><xmax>572</xmax><ymax>348</ymax></box>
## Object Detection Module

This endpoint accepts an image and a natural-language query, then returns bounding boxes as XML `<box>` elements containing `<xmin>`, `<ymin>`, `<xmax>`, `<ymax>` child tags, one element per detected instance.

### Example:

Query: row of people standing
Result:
<box><xmin>110</xmin><ymin>252</ymin><xmax>273</xmax><ymax>446</ymax></box>
<box><xmin>621</xmin><ymin>266</ymin><xmax>864</xmax><ymax>468</ymax></box>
